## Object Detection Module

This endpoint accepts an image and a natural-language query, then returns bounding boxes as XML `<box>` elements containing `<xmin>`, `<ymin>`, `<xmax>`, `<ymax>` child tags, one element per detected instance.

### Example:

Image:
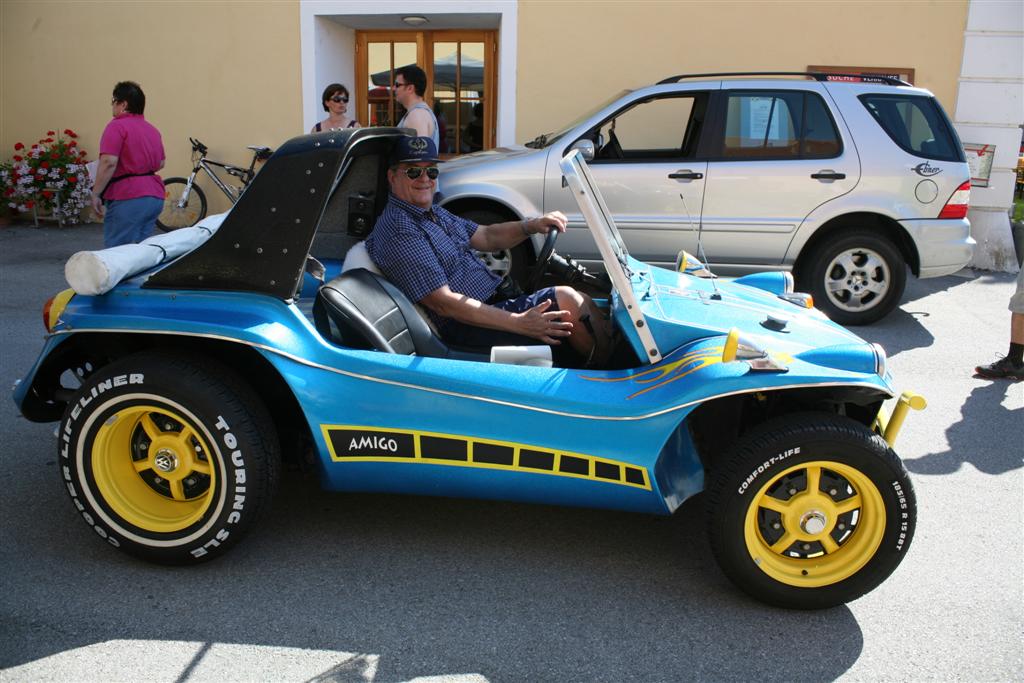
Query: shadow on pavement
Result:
<box><xmin>855</xmin><ymin>306</ymin><xmax>935</xmax><ymax>357</ymax></box>
<box><xmin>903</xmin><ymin>380</ymin><xmax>1024</xmax><ymax>475</ymax></box>
<box><xmin>0</xmin><ymin>472</ymin><xmax>865</xmax><ymax>681</ymax></box>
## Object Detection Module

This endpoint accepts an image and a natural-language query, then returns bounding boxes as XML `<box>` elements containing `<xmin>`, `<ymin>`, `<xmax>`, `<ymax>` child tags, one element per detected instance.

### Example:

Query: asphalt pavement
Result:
<box><xmin>1</xmin><ymin>222</ymin><xmax>1021</xmax><ymax>682</ymax></box>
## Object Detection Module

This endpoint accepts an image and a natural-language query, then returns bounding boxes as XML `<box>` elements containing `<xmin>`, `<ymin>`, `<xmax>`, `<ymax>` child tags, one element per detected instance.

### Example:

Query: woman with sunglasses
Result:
<box><xmin>311</xmin><ymin>83</ymin><xmax>360</xmax><ymax>133</ymax></box>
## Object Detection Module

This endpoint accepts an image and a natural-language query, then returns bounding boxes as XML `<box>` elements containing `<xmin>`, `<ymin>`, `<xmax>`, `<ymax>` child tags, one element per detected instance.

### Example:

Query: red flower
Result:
<box><xmin>26</xmin><ymin>200</ymin><xmax>35</xmax><ymax>209</ymax></box>
<box><xmin>45</xmin><ymin>137</ymin><xmax>54</xmax><ymax>143</ymax></box>
<box><xmin>69</xmin><ymin>140</ymin><xmax>77</xmax><ymax>148</ymax></box>
<box><xmin>51</xmin><ymin>151</ymin><xmax>60</xmax><ymax>159</ymax></box>
<box><xmin>68</xmin><ymin>176</ymin><xmax>78</xmax><ymax>183</ymax></box>
<box><xmin>13</xmin><ymin>155</ymin><xmax>22</xmax><ymax>162</ymax></box>
<box><xmin>47</xmin><ymin>130</ymin><xmax>55</xmax><ymax>136</ymax></box>
<box><xmin>64</xmin><ymin>129</ymin><xmax>77</xmax><ymax>138</ymax></box>
<box><xmin>14</xmin><ymin>142</ymin><xmax>24</xmax><ymax>150</ymax></box>
<box><xmin>40</xmin><ymin>161</ymin><xmax>49</xmax><ymax>169</ymax></box>
<box><xmin>4</xmin><ymin>188</ymin><xmax>13</xmax><ymax>196</ymax></box>
<box><xmin>42</xmin><ymin>190</ymin><xmax>53</xmax><ymax>199</ymax></box>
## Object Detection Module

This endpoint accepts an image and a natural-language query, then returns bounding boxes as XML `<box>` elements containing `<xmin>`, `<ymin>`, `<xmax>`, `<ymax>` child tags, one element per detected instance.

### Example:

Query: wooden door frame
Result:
<box><xmin>354</xmin><ymin>29</ymin><xmax>497</xmax><ymax>151</ymax></box>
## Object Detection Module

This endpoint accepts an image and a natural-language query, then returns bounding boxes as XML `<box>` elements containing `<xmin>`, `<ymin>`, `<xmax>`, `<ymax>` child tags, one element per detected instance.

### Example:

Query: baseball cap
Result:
<box><xmin>390</xmin><ymin>136</ymin><xmax>441</xmax><ymax>166</ymax></box>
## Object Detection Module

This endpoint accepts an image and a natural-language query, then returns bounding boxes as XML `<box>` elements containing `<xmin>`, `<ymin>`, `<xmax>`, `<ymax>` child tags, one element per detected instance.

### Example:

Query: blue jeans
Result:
<box><xmin>103</xmin><ymin>196</ymin><xmax>162</xmax><ymax>248</ymax></box>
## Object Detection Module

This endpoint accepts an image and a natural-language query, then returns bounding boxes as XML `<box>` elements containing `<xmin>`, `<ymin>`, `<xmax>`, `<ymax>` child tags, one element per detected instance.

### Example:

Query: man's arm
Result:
<box><xmin>469</xmin><ymin>211</ymin><xmax>567</xmax><ymax>253</ymax></box>
<box><xmin>403</xmin><ymin>108</ymin><xmax>436</xmax><ymax>140</ymax></box>
<box><xmin>90</xmin><ymin>154</ymin><xmax>119</xmax><ymax>216</ymax></box>
<box><xmin>420</xmin><ymin>285</ymin><xmax>572</xmax><ymax>345</ymax></box>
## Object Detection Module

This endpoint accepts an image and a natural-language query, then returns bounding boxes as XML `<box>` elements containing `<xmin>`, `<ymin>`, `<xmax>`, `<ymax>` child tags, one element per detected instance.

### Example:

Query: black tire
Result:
<box><xmin>58</xmin><ymin>352</ymin><xmax>279</xmax><ymax>564</ymax></box>
<box><xmin>798</xmin><ymin>230</ymin><xmax>906</xmax><ymax>326</ymax></box>
<box><xmin>706</xmin><ymin>413</ymin><xmax>915</xmax><ymax>609</ymax></box>
<box><xmin>455</xmin><ymin>208</ymin><xmax>533</xmax><ymax>286</ymax></box>
<box><xmin>156</xmin><ymin>177</ymin><xmax>207</xmax><ymax>232</ymax></box>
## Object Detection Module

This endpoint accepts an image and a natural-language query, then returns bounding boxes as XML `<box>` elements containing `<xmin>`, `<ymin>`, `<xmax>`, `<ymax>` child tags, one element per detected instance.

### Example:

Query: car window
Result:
<box><xmin>859</xmin><ymin>94</ymin><xmax>964</xmax><ymax>162</ymax></box>
<box><xmin>590</xmin><ymin>93</ymin><xmax>708</xmax><ymax>161</ymax></box>
<box><xmin>720</xmin><ymin>90</ymin><xmax>840</xmax><ymax>159</ymax></box>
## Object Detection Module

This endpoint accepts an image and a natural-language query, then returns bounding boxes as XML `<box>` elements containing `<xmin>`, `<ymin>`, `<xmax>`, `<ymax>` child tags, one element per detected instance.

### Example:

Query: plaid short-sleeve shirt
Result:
<box><xmin>366</xmin><ymin>195</ymin><xmax>501</xmax><ymax>329</ymax></box>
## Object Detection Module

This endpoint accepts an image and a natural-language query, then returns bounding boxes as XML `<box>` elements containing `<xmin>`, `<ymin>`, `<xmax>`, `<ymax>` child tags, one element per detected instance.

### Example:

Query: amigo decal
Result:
<box><xmin>320</xmin><ymin>425</ymin><xmax>651</xmax><ymax>490</ymax></box>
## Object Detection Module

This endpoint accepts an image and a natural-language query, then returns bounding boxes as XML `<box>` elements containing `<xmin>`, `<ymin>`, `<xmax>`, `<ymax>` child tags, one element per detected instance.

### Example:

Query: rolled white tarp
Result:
<box><xmin>65</xmin><ymin>212</ymin><xmax>229</xmax><ymax>296</ymax></box>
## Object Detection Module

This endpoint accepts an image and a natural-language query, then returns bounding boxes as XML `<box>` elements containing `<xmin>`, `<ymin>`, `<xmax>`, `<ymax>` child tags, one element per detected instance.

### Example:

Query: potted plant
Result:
<box><xmin>8</xmin><ymin>130</ymin><xmax>91</xmax><ymax>225</ymax></box>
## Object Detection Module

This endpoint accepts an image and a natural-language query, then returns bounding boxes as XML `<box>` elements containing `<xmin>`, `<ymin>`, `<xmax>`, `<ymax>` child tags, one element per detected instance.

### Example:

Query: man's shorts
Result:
<box><xmin>1010</xmin><ymin>267</ymin><xmax>1024</xmax><ymax>315</ymax></box>
<box><xmin>441</xmin><ymin>287</ymin><xmax>560</xmax><ymax>348</ymax></box>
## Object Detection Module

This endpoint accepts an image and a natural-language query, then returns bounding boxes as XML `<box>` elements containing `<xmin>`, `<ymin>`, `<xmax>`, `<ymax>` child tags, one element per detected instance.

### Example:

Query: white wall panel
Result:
<box><xmin>961</xmin><ymin>35</ymin><xmax>1024</xmax><ymax>79</ymax></box>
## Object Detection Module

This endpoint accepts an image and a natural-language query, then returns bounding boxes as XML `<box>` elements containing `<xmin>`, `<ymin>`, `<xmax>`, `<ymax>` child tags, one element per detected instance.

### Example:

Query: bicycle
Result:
<box><xmin>156</xmin><ymin>137</ymin><xmax>273</xmax><ymax>231</ymax></box>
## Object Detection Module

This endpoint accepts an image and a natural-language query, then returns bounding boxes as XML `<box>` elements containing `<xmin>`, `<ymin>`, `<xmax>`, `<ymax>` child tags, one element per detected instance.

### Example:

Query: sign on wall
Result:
<box><xmin>963</xmin><ymin>143</ymin><xmax>996</xmax><ymax>187</ymax></box>
<box><xmin>807</xmin><ymin>65</ymin><xmax>915</xmax><ymax>85</ymax></box>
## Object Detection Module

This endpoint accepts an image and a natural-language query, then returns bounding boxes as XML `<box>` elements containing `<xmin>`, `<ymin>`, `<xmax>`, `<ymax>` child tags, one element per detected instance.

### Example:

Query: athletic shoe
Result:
<box><xmin>974</xmin><ymin>355</ymin><xmax>1024</xmax><ymax>380</ymax></box>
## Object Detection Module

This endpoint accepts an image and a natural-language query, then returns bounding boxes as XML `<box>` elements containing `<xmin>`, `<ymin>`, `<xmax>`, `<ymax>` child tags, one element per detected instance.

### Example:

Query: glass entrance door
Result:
<box><xmin>355</xmin><ymin>30</ymin><xmax>496</xmax><ymax>155</ymax></box>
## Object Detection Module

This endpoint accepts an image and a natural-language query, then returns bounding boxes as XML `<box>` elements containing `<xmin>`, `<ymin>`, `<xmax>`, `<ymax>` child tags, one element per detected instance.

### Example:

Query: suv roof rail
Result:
<box><xmin>656</xmin><ymin>71</ymin><xmax>912</xmax><ymax>86</ymax></box>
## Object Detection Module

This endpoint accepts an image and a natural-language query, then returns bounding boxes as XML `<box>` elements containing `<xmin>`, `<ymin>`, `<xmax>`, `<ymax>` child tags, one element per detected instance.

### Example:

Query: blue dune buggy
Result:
<box><xmin>13</xmin><ymin>129</ymin><xmax>923</xmax><ymax>609</ymax></box>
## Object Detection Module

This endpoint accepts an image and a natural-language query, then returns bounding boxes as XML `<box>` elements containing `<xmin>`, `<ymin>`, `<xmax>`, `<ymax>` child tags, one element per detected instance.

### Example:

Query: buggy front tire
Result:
<box><xmin>58</xmin><ymin>352</ymin><xmax>279</xmax><ymax>564</ymax></box>
<box><xmin>156</xmin><ymin>177</ymin><xmax>207</xmax><ymax>232</ymax></box>
<box><xmin>707</xmin><ymin>414</ymin><xmax>915</xmax><ymax>609</ymax></box>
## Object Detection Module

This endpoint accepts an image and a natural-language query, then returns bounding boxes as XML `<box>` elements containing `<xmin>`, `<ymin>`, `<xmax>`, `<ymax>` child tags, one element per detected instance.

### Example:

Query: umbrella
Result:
<box><xmin>370</xmin><ymin>54</ymin><xmax>484</xmax><ymax>93</ymax></box>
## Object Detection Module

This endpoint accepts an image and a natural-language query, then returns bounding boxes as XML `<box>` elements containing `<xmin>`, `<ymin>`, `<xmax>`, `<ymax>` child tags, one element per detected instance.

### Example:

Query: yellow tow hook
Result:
<box><xmin>874</xmin><ymin>391</ymin><xmax>928</xmax><ymax>446</ymax></box>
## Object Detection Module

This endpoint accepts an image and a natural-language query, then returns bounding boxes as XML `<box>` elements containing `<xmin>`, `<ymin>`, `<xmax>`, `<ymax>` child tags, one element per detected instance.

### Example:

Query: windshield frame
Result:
<box><xmin>531</xmin><ymin>90</ymin><xmax>632</xmax><ymax>148</ymax></box>
<box><xmin>558</xmin><ymin>149</ymin><xmax>662</xmax><ymax>364</ymax></box>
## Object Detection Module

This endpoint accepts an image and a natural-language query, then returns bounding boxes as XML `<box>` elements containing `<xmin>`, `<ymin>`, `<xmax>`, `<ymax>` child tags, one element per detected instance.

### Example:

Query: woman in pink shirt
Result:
<box><xmin>90</xmin><ymin>81</ymin><xmax>166</xmax><ymax>247</ymax></box>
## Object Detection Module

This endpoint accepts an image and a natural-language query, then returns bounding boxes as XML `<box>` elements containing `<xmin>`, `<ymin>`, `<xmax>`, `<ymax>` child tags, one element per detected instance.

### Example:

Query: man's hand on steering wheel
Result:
<box><xmin>523</xmin><ymin>211</ymin><xmax>567</xmax><ymax>291</ymax></box>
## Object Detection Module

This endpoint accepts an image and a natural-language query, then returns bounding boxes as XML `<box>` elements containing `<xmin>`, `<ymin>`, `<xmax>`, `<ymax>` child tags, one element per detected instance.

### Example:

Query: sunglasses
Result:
<box><xmin>394</xmin><ymin>81</ymin><xmax>411</xmax><ymax>88</ymax></box>
<box><xmin>329</xmin><ymin>95</ymin><xmax>349</xmax><ymax>103</ymax></box>
<box><xmin>399</xmin><ymin>166</ymin><xmax>439</xmax><ymax>180</ymax></box>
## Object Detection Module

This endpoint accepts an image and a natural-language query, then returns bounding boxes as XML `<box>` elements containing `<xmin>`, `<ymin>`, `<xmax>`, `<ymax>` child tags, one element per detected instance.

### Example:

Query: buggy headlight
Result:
<box><xmin>723</xmin><ymin>328</ymin><xmax>788</xmax><ymax>372</ymax></box>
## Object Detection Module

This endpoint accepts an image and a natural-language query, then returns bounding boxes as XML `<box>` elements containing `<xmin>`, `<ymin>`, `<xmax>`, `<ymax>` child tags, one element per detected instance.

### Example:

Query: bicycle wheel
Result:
<box><xmin>156</xmin><ymin>178</ymin><xmax>207</xmax><ymax>232</ymax></box>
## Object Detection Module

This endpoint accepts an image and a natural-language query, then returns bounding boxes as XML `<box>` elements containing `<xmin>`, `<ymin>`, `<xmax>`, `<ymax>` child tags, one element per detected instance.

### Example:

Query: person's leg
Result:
<box><xmin>552</xmin><ymin>286</ymin><xmax>613</xmax><ymax>365</ymax></box>
<box><xmin>103</xmin><ymin>197</ymin><xmax>161</xmax><ymax>248</ymax></box>
<box><xmin>976</xmin><ymin>269</ymin><xmax>1024</xmax><ymax>379</ymax></box>
<box><xmin>102</xmin><ymin>200</ymin><xmax>135</xmax><ymax>248</ymax></box>
<box><xmin>134</xmin><ymin>196</ymin><xmax>163</xmax><ymax>243</ymax></box>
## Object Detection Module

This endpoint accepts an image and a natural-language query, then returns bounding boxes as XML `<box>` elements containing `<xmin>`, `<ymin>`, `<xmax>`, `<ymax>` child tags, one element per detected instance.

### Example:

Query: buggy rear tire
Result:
<box><xmin>706</xmin><ymin>413</ymin><xmax>915</xmax><ymax>609</ymax></box>
<box><xmin>58</xmin><ymin>352</ymin><xmax>279</xmax><ymax>564</ymax></box>
<box><xmin>156</xmin><ymin>177</ymin><xmax>207</xmax><ymax>232</ymax></box>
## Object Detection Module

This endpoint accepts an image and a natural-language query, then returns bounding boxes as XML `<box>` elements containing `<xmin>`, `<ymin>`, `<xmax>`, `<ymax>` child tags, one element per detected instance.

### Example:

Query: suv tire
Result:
<box><xmin>455</xmin><ymin>208</ymin><xmax>534</xmax><ymax>286</ymax></box>
<box><xmin>800</xmin><ymin>230</ymin><xmax>906</xmax><ymax>326</ymax></box>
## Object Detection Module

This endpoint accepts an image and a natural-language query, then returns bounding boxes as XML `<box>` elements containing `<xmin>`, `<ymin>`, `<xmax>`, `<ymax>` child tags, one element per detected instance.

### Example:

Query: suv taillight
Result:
<box><xmin>938</xmin><ymin>180</ymin><xmax>971</xmax><ymax>219</ymax></box>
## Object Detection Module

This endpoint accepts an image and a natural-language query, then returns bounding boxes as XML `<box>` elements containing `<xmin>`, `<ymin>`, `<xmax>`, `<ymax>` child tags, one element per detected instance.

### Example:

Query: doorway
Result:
<box><xmin>355</xmin><ymin>30</ymin><xmax>497</xmax><ymax>155</ymax></box>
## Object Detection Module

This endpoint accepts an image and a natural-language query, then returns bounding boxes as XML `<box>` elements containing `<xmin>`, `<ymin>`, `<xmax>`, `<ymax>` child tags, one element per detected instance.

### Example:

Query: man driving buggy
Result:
<box><xmin>366</xmin><ymin>136</ymin><xmax>611</xmax><ymax>366</ymax></box>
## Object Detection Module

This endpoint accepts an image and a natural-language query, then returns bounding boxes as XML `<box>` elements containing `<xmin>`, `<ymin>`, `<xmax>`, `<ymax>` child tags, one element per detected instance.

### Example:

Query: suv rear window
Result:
<box><xmin>859</xmin><ymin>94</ymin><xmax>964</xmax><ymax>162</ymax></box>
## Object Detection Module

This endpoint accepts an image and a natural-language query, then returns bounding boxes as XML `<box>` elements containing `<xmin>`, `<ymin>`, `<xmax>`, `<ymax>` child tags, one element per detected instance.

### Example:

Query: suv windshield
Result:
<box><xmin>525</xmin><ymin>90</ymin><xmax>631</xmax><ymax>148</ymax></box>
<box><xmin>859</xmin><ymin>94</ymin><xmax>964</xmax><ymax>162</ymax></box>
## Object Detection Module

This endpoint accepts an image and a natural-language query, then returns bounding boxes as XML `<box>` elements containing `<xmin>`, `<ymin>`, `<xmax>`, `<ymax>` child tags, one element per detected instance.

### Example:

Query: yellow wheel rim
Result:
<box><xmin>743</xmin><ymin>460</ymin><xmax>885</xmax><ymax>588</ymax></box>
<box><xmin>91</xmin><ymin>405</ymin><xmax>217</xmax><ymax>533</ymax></box>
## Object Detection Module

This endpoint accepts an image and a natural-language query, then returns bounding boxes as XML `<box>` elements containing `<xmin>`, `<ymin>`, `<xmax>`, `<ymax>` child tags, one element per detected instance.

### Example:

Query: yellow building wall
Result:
<box><xmin>515</xmin><ymin>0</ymin><xmax>969</xmax><ymax>141</ymax></box>
<box><xmin>1</xmin><ymin>0</ymin><xmax>302</xmax><ymax>215</ymax></box>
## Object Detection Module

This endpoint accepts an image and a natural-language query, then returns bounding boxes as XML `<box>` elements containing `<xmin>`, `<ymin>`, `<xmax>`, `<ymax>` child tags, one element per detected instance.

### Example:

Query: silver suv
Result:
<box><xmin>440</xmin><ymin>72</ymin><xmax>974</xmax><ymax>325</ymax></box>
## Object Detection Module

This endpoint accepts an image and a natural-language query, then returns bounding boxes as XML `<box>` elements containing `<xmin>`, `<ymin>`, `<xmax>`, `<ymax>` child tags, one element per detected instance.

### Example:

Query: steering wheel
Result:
<box><xmin>526</xmin><ymin>229</ymin><xmax>559</xmax><ymax>292</ymax></box>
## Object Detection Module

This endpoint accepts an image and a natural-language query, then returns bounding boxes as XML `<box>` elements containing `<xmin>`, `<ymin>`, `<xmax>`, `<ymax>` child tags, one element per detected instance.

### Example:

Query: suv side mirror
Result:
<box><xmin>570</xmin><ymin>139</ymin><xmax>596</xmax><ymax>162</ymax></box>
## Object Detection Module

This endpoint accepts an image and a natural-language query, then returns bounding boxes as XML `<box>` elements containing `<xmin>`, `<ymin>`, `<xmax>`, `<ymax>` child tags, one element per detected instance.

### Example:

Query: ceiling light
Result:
<box><xmin>402</xmin><ymin>15</ymin><xmax>428</xmax><ymax>26</ymax></box>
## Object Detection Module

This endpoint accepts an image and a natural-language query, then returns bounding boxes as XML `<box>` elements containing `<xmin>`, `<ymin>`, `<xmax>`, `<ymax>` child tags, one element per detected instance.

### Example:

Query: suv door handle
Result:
<box><xmin>668</xmin><ymin>170</ymin><xmax>704</xmax><ymax>180</ymax></box>
<box><xmin>811</xmin><ymin>170</ymin><xmax>846</xmax><ymax>180</ymax></box>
